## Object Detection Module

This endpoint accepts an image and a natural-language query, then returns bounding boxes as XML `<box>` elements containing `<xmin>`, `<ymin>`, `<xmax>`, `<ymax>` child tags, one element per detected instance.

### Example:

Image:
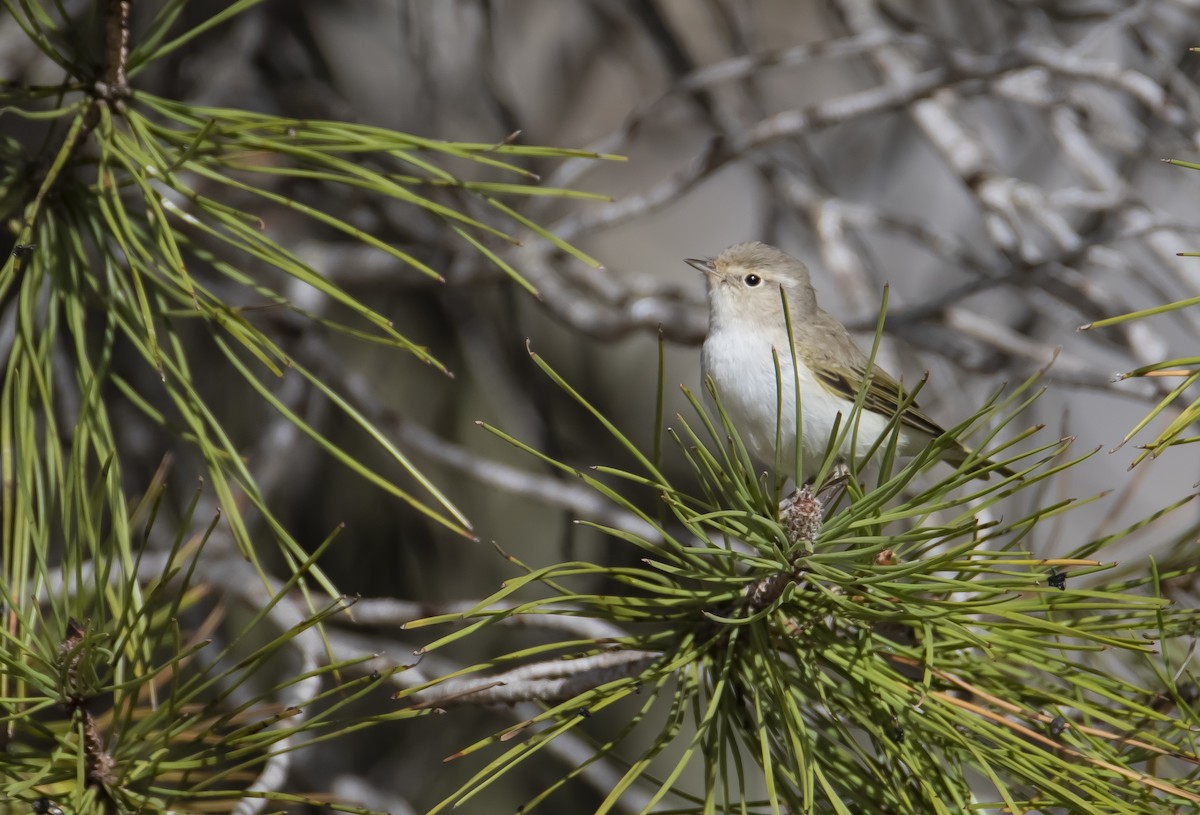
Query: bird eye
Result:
<box><xmin>743</xmin><ymin>274</ymin><xmax>762</xmax><ymax>287</ymax></box>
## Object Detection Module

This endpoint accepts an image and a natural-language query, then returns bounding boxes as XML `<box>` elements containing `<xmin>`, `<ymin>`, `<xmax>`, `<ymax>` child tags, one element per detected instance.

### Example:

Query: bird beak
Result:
<box><xmin>684</xmin><ymin>257</ymin><xmax>716</xmax><ymax>277</ymax></box>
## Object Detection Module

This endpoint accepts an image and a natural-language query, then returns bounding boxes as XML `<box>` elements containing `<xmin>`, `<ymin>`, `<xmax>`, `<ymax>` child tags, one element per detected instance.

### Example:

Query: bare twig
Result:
<box><xmin>98</xmin><ymin>0</ymin><xmax>130</xmax><ymax>98</ymax></box>
<box><xmin>408</xmin><ymin>649</ymin><xmax>659</xmax><ymax>709</ymax></box>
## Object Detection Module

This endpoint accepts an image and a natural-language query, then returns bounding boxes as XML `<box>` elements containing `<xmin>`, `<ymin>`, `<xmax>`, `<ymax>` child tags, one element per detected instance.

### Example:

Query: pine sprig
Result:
<box><xmin>0</xmin><ymin>3</ymin><xmax>620</xmax><ymax>812</ymax></box>
<box><xmin>409</xmin><ymin>340</ymin><xmax>1200</xmax><ymax>814</ymax></box>
<box><xmin>0</xmin><ymin>1</ymin><xmax>617</xmax><ymax>581</ymax></box>
<box><xmin>0</xmin><ymin>467</ymin><xmax>416</xmax><ymax>815</ymax></box>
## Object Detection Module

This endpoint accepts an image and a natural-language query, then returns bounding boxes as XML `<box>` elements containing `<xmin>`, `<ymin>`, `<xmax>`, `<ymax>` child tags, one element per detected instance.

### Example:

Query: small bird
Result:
<box><xmin>688</xmin><ymin>241</ymin><xmax>1005</xmax><ymax>480</ymax></box>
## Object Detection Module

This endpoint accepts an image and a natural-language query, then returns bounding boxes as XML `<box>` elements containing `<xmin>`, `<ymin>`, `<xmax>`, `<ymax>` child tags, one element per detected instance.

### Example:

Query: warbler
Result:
<box><xmin>688</xmin><ymin>241</ymin><xmax>1008</xmax><ymax>480</ymax></box>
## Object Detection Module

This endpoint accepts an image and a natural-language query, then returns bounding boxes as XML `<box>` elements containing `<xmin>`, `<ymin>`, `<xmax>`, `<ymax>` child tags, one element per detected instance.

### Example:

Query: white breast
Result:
<box><xmin>701</xmin><ymin>329</ymin><xmax>897</xmax><ymax>477</ymax></box>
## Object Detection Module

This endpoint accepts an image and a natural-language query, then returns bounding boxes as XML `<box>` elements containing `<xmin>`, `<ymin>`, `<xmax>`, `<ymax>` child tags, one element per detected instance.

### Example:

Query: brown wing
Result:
<box><xmin>813</xmin><ymin>363</ymin><xmax>946</xmax><ymax>439</ymax></box>
<box><xmin>797</xmin><ymin>308</ymin><xmax>1011</xmax><ymax>476</ymax></box>
<box><xmin>801</xmin><ymin>308</ymin><xmax>946</xmax><ymax>438</ymax></box>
